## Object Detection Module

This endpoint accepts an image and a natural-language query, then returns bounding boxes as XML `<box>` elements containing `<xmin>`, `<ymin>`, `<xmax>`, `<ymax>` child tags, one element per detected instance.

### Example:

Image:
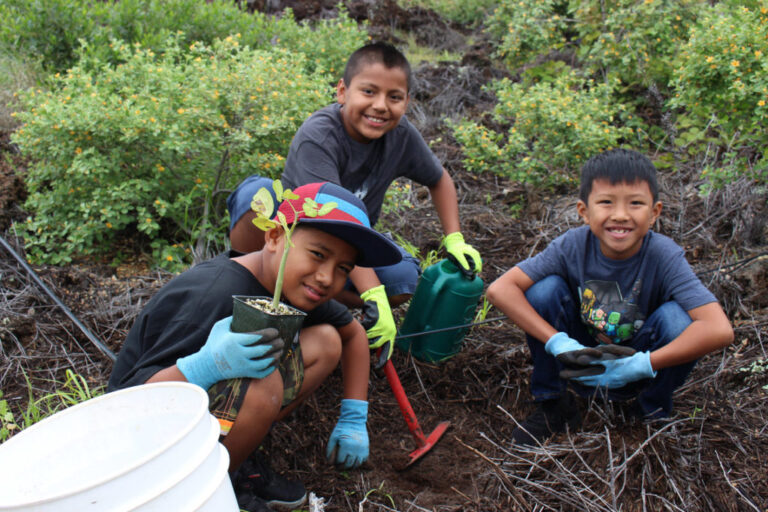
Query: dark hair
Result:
<box><xmin>342</xmin><ymin>42</ymin><xmax>412</xmax><ymax>92</ymax></box>
<box><xmin>579</xmin><ymin>148</ymin><xmax>659</xmax><ymax>203</ymax></box>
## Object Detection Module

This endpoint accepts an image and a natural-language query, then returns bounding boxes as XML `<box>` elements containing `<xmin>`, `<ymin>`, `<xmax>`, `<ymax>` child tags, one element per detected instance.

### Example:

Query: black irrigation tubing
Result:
<box><xmin>694</xmin><ymin>251</ymin><xmax>768</xmax><ymax>277</ymax></box>
<box><xmin>0</xmin><ymin>235</ymin><xmax>117</xmax><ymax>362</ymax></box>
<box><xmin>395</xmin><ymin>315</ymin><xmax>506</xmax><ymax>340</ymax></box>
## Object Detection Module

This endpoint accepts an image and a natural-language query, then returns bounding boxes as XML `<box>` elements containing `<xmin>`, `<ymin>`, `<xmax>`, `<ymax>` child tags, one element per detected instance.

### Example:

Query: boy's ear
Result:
<box><xmin>263</xmin><ymin>226</ymin><xmax>286</xmax><ymax>252</ymax></box>
<box><xmin>336</xmin><ymin>78</ymin><xmax>347</xmax><ymax>105</ymax></box>
<box><xmin>576</xmin><ymin>200</ymin><xmax>589</xmax><ymax>224</ymax></box>
<box><xmin>650</xmin><ymin>201</ymin><xmax>663</xmax><ymax>226</ymax></box>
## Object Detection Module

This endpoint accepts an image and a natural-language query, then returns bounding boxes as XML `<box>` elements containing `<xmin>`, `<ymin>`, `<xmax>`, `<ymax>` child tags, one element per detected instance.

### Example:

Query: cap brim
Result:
<box><xmin>298</xmin><ymin>219</ymin><xmax>403</xmax><ymax>268</ymax></box>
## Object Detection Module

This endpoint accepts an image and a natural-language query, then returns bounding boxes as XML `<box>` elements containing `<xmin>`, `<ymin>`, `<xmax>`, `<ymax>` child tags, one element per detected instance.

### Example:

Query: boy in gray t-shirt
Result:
<box><xmin>488</xmin><ymin>148</ymin><xmax>734</xmax><ymax>446</ymax></box>
<box><xmin>228</xmin><ymin>42</ymin><xmax>482</xmax><ymax>363</ymax></box>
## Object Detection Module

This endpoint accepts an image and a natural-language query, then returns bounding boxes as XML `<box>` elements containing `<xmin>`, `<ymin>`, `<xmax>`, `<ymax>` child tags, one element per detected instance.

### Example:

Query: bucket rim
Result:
<box><xmin>0</xmin><ymin>382</ymin><xmax>210</xmax><ymax>509</ymax></box>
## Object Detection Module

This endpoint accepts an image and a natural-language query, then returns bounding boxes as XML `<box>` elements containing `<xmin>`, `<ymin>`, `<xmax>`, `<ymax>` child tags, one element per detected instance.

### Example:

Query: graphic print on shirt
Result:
<box><xmin>578</xmin><ymin>278</ymin><xmax>645</xmax><ymax>344</ymax></box>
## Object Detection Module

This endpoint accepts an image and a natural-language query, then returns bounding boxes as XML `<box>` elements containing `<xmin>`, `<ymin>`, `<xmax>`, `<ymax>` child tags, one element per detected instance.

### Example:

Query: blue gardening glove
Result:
<box><xmin>443</xmin><ymin>232</ymin><xmax>482</xmax><ymax>276</ymax></box>
<box><xmin>326</xmin><ymin>399</ymin><xmax>369</xmax><ymax>469</ymax></box>
<box><xmin>360</xmin><ymin>285</ymin><xmax>396</xmax><ymax>361</ymax></box>
<box><xmin>572</xmin><ymin>351</ymin><xmax>657</xmax><ymax>388</ymax></box>
<box><xmin>544</xmin><ymin>332</ymin><xmax>590</xmax><ymax>357</ymax></box>
<box><xmin>176</xmin><ymin>316</ymin><xmax>284</xmax><ymax>390</ymax></box>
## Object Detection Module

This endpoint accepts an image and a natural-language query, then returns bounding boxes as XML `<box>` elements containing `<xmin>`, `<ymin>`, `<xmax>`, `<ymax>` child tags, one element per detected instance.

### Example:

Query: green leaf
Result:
<box><xmin>282</xmin><ymin>189</ymin><xmax>299</xmax><ymax>201</ymax></box>
<box><xmin>317</xmin><ymin>201</ymin><xmax>337</xmax><ymax>216</ymax></box>
<box><xmin>252</xmin><ymin>217</ymin><xmax>276</xmax><ymax>231</ymax></box>
<box><xmin>271</xmin><ymin>179</ymin><xmax>284</xmax><ymax>201</ymax></box>
<box><xmin>251</xmin><ymin>188</ymin><xmax>275</xmax><ymax>218</ymax></box>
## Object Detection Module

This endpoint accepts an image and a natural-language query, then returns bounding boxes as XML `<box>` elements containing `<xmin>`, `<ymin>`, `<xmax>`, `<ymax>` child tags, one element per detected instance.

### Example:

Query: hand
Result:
<box><xmin>557</xmin><ymin>344</ymin><xmax>636</xmax><ymax>379</ymax></box>
<box><xmin>176</xmin><ymin>316</ymin><xmax>284</xmax><ymax>390</ymax></box>
<box><xmin>572</xmin><ymin>351</ymin><xmax>656</xmax><ymax>388</ymax></box>
<box><xmin>326</xmin><ymin>399</ymin><xmax>369</xmax><ymax>469</ymax></box>
<box><xmin>360</xmin><ymin>285</ymin><xmax>396</xmax><ymax>361</ymax></box>
<box><xmin>544</xmin><ymin>332</ymin><xmax>590</xmax><ymax>357</ymax></box>
<box><xmin>443</xmin><ymin>232</ymin><xmax>482</xmax><ymax>276</ymax></box>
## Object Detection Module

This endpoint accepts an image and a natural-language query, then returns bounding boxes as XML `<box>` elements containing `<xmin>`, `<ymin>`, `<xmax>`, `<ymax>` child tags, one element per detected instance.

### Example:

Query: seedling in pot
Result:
<box><xmin>248</xmin><ymin>179</ymin><xmax>337</xmax><ymax>314</ymax></box>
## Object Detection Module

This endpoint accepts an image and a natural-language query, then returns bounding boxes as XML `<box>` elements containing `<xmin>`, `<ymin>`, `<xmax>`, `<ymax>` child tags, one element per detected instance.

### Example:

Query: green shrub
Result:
<box><xmin>485</xmin><ymin>0</ymin><xmax>568</xmax><ymax>71</ymax></box>
<box><xmin>0</xmin><ymin>0</ymin><xmax>366</xmax><ymax>76</ymax></box>
<box><xmin>12</xmin><ymin>36</ymin><xmax>331</xmax><ymax>269</ymax></box>
<box><xmin>669</xmin><ymin>3</ymin><xmax>768</xmax><ymax>188</ymax></box>
<box><xmin>572</xmin><ymin>0</ymin><xmax>704</xmax><ymax>89</ymax></box>
<box><xmin>452</xmin><ymin>72</ymin><xmax>635</xmax><ymax>186</ymax></box>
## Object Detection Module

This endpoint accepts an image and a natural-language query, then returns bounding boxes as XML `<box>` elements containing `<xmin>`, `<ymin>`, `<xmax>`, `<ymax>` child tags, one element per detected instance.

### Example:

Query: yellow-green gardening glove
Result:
<box><xmin>360</xmin><ymin>284</ymin><xmax>396</xmax><ymax>361</ymax></box>
<box><xmin>443</xmin><ymin>232</ymin><xmax>482</xmax><ymax>278</ymax></box>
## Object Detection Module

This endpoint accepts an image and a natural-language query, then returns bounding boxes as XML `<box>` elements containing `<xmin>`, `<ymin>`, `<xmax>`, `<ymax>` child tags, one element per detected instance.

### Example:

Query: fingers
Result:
<box><xmin>559</xmin><ymin>365</ymin><xmax>605</xmax><ymax>379</ymax></box>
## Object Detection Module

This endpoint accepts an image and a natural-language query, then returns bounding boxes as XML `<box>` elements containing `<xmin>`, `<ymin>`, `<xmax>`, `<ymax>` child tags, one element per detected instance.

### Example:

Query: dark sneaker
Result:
<box><xmin>233</xmin><ymin>451</ymin><xmax>307</xmax><ymax>511</ymax></box>
<box><xmin>237</xmin><ymin>493</ymin><xmax>274</xmax><ymax>512</ymax></box>
<box><xmin>512</xmin><ymin>393</ymin><xmax>582</xmax><ymax>446</ymax></box>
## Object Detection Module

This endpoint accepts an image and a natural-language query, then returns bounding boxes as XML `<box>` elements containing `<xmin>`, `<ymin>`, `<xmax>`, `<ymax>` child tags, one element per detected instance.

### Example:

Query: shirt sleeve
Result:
<box><xmin>400</xmin><ymin>122</ymin><xmax>444</xmax><ymax>187</ymax></box>
<box><xmin>659</xmin><ymin>246</ymin><xmax>717</xmax><ymax>311</ymax></box>
<box><xmin>283</xmin><ymin>140</ymin><xmax>343</xmax><ymax>187</ymax></box>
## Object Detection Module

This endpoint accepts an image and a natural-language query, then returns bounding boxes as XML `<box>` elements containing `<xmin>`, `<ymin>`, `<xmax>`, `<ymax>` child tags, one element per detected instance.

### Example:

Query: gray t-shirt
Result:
<box><xmin>518</xmin><ymin>226</ymin><xmax>716</xmax><ymax>344</ymax></box>
<box><xmin>281</xmin><ymin>103</ymin><xmax>444</xmax><ymax>224</ymax></box>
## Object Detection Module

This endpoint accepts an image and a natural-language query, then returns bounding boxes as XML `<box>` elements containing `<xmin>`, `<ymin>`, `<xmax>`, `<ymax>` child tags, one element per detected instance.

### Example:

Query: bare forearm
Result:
<box><xmin>429</xmin><ymin>170</ymin><xmax>461</xmax><ymax>235</ymax></box>
<box><xmin>650</xmin><ymin>303</ymin><xmax>734</xmax><ymax>370</ymax></box>
<box><xmin>146</xmin><ymin>365</ymin><xmax>188</xmax><ymax>383</ymax></box>
<box><xmin>339</xmin><ymin>322</ymin><xmax>370</xmax><ymax>401</ymax></box>
<box><xmin>487</xmin><ymin>267</ymin><xmax>557</xmax><ymax>344</ymax></box>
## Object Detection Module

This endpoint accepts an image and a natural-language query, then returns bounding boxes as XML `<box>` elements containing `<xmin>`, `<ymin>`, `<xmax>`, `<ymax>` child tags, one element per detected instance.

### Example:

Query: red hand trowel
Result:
<box><xmin>377</xmin><ymin>343</ymin><xmax>450</xmax><ymax>468</ymax></box>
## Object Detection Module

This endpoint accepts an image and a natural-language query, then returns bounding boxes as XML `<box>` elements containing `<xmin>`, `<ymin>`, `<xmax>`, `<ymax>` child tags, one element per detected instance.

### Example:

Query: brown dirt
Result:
<box><xmin>1</xmin><ymin>3</ymin><xmax>767</xmax><ymax>511</ymax></box>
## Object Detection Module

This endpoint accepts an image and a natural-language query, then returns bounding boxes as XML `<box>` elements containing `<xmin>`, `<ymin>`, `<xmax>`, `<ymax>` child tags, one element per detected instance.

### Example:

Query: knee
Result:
<box><xmin>647</xmin><ymin>302</ymin><xmax>691</xmax><ymax>339</ymax></box>
<box><xmin>242</xmin><ymin>372</ymin><xmax>283</xmax><ymax>418</ymax></box>
<box><xmin>306</xmin><ymin>324</ymin><xmax>342</xmax><ymax>367</ymax></box>
<box><xmin>525</xmin><ymin>275</ymin><xmax>570</xmax><ymax>310</ymax></box>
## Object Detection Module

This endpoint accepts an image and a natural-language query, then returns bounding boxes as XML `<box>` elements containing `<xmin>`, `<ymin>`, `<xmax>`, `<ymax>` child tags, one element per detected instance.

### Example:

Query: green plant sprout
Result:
<box><xmin>250</xmin><ymin>179</ymin><xmax>336</xmax><ymax>311</ymax></box>
<box><xmin>474</xmin><ymin>295</ymin><xmax>493</xmax><ymax>323</ymax></box>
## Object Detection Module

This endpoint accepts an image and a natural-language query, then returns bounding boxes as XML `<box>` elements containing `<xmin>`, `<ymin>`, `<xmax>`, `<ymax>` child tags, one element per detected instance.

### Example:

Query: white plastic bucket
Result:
<box><xmin>0</xmin><ymin>381</ymin><xmax>238</xmax><ymax>511</ymax></box>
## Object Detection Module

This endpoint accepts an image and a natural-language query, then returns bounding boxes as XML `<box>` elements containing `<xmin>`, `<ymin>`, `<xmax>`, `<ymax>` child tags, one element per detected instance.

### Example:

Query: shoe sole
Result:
<box><xmin>267</xmin><ymin>493</ymin><xmax>308</xmax><ymax>510</ymax></box>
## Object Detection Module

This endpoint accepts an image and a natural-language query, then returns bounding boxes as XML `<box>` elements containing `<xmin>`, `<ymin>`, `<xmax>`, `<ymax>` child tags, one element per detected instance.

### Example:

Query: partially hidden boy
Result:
<box><xmin>109</xmin><ymin>182</ymin><xmax>403</xmax><ymax>512</ymax></box>
<box><xmin>487</xmin><ymin>148</ymin><xmax>734</xmax><ymax>446</ymax></box>
<box><xmin>227</xmin><ymin>42</ymin><xmax>482</xmax><ymax>362</ymax></box>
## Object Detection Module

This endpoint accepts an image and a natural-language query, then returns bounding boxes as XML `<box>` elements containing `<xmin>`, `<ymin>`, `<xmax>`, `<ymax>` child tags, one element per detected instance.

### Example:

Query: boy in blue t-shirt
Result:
<box><xmin>487</xmin><ymin>148</ymin><xmax>734</xmax><ymax>446</ymax></box>
<box><xmin>228</xmin><ymin>42</ymin><xmax>482</xmax><ymax>362</ymax></box>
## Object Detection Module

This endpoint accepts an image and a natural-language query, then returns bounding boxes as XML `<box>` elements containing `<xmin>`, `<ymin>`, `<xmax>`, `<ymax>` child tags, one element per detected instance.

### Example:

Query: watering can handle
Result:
<box><xmin>446</xmin><ymin>254</ymin><xmax>477</xmax><ymax>280</ymax></box>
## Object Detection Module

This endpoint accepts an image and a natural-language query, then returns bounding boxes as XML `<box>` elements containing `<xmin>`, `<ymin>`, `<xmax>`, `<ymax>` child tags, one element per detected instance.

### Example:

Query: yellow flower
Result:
<box><xmin>75</xmin><ymin>147</ymin><xmax>82</xmax><ymax>154</ymax></box>
<box><xmin>731</xmin><ymin>60</ymin><xmax>740</xmax><ymax>67</ymax></box>
<box><xmin>106</xmin><ymin>222</ymin><xmax>113</xmax><ymax>228</ymax></box>
<box><xmin>195</xmin><ymin>178</ymin><xmax>202</xmax><ymax>184</ymax></box>
<box><xmin>759</xmin><ymin>100</ymin><xmax>766</xmax><ymax>106</ymax></box>
<box><xmin>177</xmin><ymin>108</ymin><xmax>185</xmax><ymax>114</ymax></box>
<box><xmin>146</xmin><ymin>218</ymin><xmax>152</xmax><ymax>223</ymax></box>
<box><xmin>166</xmin><ymin>255</ymin><xmax>173</xmax><ymax>262</ymax></box>
<box><xmin>706</xmin><ymin>56</ymin><xmax>714</xmax><ymax>63</ymax></box>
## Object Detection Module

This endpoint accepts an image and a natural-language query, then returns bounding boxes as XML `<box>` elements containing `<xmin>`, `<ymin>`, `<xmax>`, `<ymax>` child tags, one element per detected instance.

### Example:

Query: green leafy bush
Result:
<box><xmin>572</xmin><ymin>0</ymin><xmax>703</xmax><ymax>89</ymax></box>
<box><xmin>0</xmin><ymin>0</ymin><xmax>366</xmax><ymax>77</ymax></box>
<box><xmin>12</xmin><ymin>36</ymin><xmax>331</xmax><ymax>269</ymax></box>
<box><xmin>485</xmin><ymin>0</ymin><xmax>568</xmax><ymax>71</ymax></box>
<box><xmin>669</xmin><ymin>3</ymin><xmax>768</xmax><ymax>188</ymax></box>
<box><xmin>452</xmin><ymin>73</ymin><xmax>635</xmax><ymax>186</ymax></box>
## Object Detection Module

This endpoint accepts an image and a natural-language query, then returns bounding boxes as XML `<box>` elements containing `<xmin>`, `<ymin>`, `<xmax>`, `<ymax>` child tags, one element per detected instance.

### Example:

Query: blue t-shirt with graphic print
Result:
<box><xmin>517</xmin><ymin>226</ymin><xmax>716</xmax><ymax>344</ymax></box>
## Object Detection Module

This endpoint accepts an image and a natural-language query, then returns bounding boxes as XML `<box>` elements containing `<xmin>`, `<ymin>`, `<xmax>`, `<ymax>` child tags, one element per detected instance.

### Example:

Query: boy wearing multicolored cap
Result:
<box><xmin>227</xmin><ymin>42</ymin><xmax>482</xmax><ymax>362</ymax></box>
<box><xmin>109</xmin><ymin>182</ymin><xmax>402</xmax><ymax>512</ymax></box>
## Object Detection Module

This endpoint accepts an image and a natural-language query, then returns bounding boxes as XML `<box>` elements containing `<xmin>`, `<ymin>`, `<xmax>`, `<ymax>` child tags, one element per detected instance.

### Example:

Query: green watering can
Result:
<box><xmin>396</xmin><ymin>258</ymin><xmax>484</xmax><ymax>363</ymax></box>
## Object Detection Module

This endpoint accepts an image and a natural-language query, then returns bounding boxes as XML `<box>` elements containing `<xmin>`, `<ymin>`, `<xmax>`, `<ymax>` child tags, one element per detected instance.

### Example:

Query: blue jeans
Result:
<box><xmin>525</xmin><ymin>275</ymin><xmax>696</xmax><ymax>417</ymax></box>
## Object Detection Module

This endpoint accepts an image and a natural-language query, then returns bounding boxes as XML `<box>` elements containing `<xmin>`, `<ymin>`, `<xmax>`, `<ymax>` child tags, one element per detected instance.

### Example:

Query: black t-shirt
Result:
<box><xmin>108</xmin><ymin>251</ymin><xmax>352</xmax><ymax>390</ymax></box>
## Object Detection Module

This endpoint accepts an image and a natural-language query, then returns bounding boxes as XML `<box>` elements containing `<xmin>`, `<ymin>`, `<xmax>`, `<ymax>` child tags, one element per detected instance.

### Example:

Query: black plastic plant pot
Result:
<box><xmin>231</xmin><ymin>295</ymin><xmax>307</xmax><ymax>362</ymax></box>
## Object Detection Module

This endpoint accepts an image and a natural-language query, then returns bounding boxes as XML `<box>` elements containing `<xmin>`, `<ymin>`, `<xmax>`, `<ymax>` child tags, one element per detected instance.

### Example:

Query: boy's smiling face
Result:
<box><xmin>336</xmin><ymin>61</ymin><xmax>409</xmax><ymax>143</ymax></box>
<box><xmin>577</xmin><ymin>178</ymin><xmax>662</xmax><ymax>260</ymax></box>
<box><xmin>266</xmin><ymin>225</ymin><xmax>357</xmax><ymax>311</ymax></box>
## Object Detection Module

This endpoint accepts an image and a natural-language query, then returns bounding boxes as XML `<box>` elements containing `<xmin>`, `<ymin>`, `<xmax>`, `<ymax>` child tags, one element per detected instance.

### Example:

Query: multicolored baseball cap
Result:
<box><xmin>275</xmin><ymin>182</ymin><xmax>402</xmax><ymax>268</ymax></box>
